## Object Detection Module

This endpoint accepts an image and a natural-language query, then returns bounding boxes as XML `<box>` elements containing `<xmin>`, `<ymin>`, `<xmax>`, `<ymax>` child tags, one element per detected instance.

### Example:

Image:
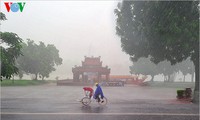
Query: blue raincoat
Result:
<box><xmin>94</xmin><ymin>84</ymin><xmax>104</xmax><ymax>99</ymax></box>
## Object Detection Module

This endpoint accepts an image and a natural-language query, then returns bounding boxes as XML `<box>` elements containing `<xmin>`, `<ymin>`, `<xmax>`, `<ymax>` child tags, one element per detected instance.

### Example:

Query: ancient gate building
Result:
<box><xmin>72</xmin><ymin>56</ymin><xmax>110</xmax><ymax>83</ymax></box>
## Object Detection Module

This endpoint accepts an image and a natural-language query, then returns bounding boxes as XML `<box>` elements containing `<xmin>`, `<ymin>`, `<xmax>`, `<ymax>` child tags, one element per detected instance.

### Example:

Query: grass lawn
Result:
<box><xmin>0</xmin><ymin>80</ymin><xmax>50</xmax><ymax>86</ymax></box>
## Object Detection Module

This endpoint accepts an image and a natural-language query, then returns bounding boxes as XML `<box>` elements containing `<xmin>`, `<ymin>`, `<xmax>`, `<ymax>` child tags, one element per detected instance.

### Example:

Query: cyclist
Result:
<box><xmin>93</xmin><ymin>83</ymin><xmax>104</xmax><ymax>103</ymax></box>
<box><xmin>83</xmin><ymin>87</ymin><xmax>93</xmax><ymax>98</ymax></box>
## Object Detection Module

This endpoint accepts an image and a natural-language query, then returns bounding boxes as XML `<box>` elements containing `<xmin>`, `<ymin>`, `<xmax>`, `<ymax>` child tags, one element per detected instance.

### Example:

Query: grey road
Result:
<box><xmin>1</xmin><ymin>84</ymin><xmax>199</xmax><ymax>120</ymax></box>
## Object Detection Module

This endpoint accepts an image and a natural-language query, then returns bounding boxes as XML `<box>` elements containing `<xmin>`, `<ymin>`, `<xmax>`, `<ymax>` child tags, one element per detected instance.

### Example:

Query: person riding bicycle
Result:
<box><xmin>93</xmin><ymin>83</ymin><xmax>104</xmax><ymax>103</ymax></box>
<box><xmin>83</xmin><ymin>87</ymin><xmax>93</xmax><ymax>98</ymax></box>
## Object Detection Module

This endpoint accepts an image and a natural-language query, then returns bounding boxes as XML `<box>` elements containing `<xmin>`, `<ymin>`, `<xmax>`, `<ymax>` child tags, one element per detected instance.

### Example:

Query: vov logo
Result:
<box><xmin>4</xmin><ymin>2</ymin><xmax>26</xmax><ymax>12</ymax></box>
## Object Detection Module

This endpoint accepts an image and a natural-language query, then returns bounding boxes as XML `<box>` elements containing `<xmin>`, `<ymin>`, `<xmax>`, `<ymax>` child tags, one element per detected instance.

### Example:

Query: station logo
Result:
<box><xmin>4</xmin><ymin>2</ymin><xmax>26</xmax><ymax>12</ymax></box>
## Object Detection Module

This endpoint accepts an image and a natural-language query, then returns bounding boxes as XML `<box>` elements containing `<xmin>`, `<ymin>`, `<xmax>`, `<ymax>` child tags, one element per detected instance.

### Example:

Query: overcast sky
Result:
<box><xmin>1</xmin><ymin>1</ymin><xmax>133</xmax><ymax>80</ymax></box>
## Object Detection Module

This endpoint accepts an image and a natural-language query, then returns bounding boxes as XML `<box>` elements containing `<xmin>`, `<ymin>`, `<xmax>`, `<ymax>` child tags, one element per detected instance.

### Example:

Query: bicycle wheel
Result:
<box><xmin>98</xmin><ymin>97</ymin><xmax>107</xmax><ymax>106</ymax></box>
<box><xmin>81</xmin><ymin>97</ymin><xmax>91</xmax><ymax>106</ymax></box>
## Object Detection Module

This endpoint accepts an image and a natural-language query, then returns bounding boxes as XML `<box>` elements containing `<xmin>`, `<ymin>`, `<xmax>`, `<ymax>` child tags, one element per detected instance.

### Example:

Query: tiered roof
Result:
<box><xmin>82</xmin><ymin>56</ymin><xmax>102</xmax><ymax>67</ymax></box>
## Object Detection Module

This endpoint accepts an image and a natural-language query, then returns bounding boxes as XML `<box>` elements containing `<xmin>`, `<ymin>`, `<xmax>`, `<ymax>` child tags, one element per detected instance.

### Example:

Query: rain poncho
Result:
<box><xmin>94</xmin><ymin>84</ymin><xmax>104</xmax><ymax>99</ymax></box>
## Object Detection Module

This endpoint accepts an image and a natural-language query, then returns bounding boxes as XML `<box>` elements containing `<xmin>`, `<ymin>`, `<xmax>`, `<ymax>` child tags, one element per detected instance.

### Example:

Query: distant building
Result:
<box><xmin>109</xmin><ymin>75</ymin><xmax>147</xmax><ymax>84</ymax></box>
<box><xmin>72</xmin><ymin>56</ymin><xmax>110</xmax><ymax>83</ymax></box>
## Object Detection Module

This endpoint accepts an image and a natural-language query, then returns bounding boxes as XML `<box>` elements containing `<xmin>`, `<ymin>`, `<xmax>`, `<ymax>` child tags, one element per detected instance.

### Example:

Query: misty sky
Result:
<box><xmin>1</xmin><ymin>1</ymin><xmax>133</xmax><ymax>80</ymax></box>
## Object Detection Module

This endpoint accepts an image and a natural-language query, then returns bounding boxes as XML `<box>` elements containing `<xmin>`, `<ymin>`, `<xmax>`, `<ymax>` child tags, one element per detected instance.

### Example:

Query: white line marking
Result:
<box><xmin>1</xmin><ymin>112</ymin><xmax>199</xmax><ymax>116</ymax></box>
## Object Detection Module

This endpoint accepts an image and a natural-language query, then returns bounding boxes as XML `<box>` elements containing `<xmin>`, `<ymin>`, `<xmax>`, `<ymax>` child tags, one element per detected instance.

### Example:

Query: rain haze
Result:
<box><xmin>1</xmin><ymin>1</ymin><xmax>132</xmax><ymax>80</ymax></box>
<box><xmin>1</xmin><ymin>1</ymin><xmax>198</xmax><ymax>120</ymax></box>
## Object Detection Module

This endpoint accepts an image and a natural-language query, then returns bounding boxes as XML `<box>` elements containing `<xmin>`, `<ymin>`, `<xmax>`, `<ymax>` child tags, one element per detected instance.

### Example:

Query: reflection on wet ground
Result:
<box><xmin>81</xmin><ymin>106</ymin><xmax>107</xmax><ymax>113</ymax></box>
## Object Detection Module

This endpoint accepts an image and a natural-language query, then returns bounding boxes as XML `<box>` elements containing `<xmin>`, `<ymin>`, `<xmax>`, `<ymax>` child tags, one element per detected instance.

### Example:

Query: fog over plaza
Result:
<box><xmin>1</xmin><ymin>1</ymin><xmax>133</xmax><ymax>80</ymax></box>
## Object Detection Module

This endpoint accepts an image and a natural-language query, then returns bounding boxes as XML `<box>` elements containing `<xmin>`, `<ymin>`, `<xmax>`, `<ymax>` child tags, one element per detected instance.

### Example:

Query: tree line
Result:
<box><xmin>130</xmin><ymin>57</ymin><xmax>194</xmax><ymax>82</ymax></box>
<box><xmin>0</xmin><ymin>12</ymin><xmax>63</xmax><ymax>80</ymax></box>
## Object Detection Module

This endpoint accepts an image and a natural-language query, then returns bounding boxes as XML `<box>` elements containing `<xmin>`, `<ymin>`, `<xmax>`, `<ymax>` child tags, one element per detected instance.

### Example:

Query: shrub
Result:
<box><xmin>177</xmin><ymin>90</ymin><xmax>185</xmax><ymax>99</ymax></box>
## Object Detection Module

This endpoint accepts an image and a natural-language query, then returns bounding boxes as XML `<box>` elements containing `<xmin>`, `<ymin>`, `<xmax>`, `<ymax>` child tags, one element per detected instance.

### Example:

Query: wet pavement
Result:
<box><xmin>1</xmin><ymin>84</ymin><xmax>199</xmax><ymax>120</ymax></box>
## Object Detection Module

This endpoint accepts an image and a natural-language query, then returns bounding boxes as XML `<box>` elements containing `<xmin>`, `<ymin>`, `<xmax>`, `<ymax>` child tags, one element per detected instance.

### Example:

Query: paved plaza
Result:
<box><xmin>1</xmin><ymin>84</ymin><xmax>199</xmax><ymax>120</ymax></box>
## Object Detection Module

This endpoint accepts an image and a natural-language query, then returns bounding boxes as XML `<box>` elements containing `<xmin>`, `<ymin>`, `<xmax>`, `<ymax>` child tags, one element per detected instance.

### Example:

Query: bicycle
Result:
<box><xmin>80</xmin><ymin>91</ymin><xmax>108</xmax><ymax>106</ymax></box>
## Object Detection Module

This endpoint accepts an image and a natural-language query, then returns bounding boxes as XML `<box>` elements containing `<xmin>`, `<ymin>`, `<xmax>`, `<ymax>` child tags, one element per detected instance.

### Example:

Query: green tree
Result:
<box><xmin>37</xmin><ymin>42</ymin><xmax>62</xmax><ymax>80</ymax></box>
<box><xmin>0</xmin><ymin>12</ymin><xmax>7</xmax><ymax>21</ymax></box>
<box><xmin>177</xmin><ymin>58</ymin><xmax>195</xmax><ymax>82</ymax></box>
<box><xmin>15</xmin><ymin>59</ymin><xmax>24</xmax><ymax>79</ymax></box>
<box><xmin>0</xmin><ymin>32</ymin><xmax>23</xmax><ymax>79</ymax></box>
<box><xmin>130</xmin><ymin>58</ymin><xmax>178</xmax><ymax>82</ymax></box>
<box><xmin>115</xmin><ymin>1</ymin><xmax>199</xmax><ymax>103</ymax></box>
<box><xmin>0</xmin><ymin>13</ymin><xmax>23</xmax><ymax>80</ymax></box>
<box><xmin>157</xmin><ymin>61</ymin><xmax>178</xmax><ymax>82</ymax></box>
<box><xmin>17</xmin><ymin>40</ymin><xmax>62</xmax><ymax>80</ymax></box>
<box><xmin>17</xmin><ymin>40</ymin><xmax>40</xmax><ymax>80</ymax></box>
<box><xmin>130</xmin><ymin>57</ymin><xmax>158</xmax><ymax>82</ymax></box>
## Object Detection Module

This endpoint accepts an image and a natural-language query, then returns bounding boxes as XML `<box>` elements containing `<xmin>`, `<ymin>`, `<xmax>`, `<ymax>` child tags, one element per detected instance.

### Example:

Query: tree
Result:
<box><xmin>17</xmin><ymin>40</ymin><xmax>40</xmax><ymax>80</ymax></box>
<box><xmin>177</xmin><ymin>58</ymin><xmax>195</xmax><ymax>82</ymax></box>
<box><xmin>0</xmin><ymin>12</ymin><xmax>7</xmax><ymax>21</ymax></box>
<box><xmin>37</xmin><ymin>42</ymin><xmax>62</xmax><ymax>80</ymax></box>
<box><xmin>0</xmin><ymin>13</ymin><xmax>23</xmax><ymax>80</ymax></box>
<box><xmin>0</xmin><ymin>32</ymin><xmax>23</xmax><ymax>79</ymax></box>
<box><xmin>17</xmin><ymin>40</ymin><xmax>62</xmax><ymax>80</ymax></box>
<box><xmin>130</xmin><ymin>58</ymin><xmax>178</xmax><ymax>82</ymax></box>
<box><xmin>115</xmin><ymin>1</ymin><xmax>199</xmax><ymax>103</ymax></box>
<box><xmin>130</xmin><ymin>57</ymin><xmax>158</xmax><ymax>82</ymax></box>
<box><xmin>156</xmin><ymin>61</ymin><xmax>178</xmax><ymax>82</ymax></box>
